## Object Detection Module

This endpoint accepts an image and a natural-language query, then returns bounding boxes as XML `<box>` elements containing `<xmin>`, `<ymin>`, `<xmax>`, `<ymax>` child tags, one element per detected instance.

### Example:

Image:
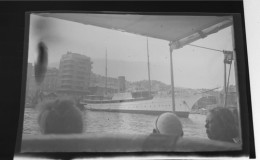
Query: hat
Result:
<box><xmin>155</xmin><ymin>112</ymin><xmax>183</xmax><ymax>136</ymax></box>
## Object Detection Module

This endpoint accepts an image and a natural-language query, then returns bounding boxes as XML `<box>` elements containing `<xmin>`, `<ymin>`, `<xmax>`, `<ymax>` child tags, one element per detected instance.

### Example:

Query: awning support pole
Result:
<box><xmin>169</xmin><ymin>41</ymin><xmax>178</xmax><ymax>113</ymax></box>
<box><xmin>224</xmin><ymin>62</ymin><xmax>227</xmax><ymax>107</ymax></box>
<box><xmin>105</xmin><ymin>49</ymin><xmax>107</xmax><ymax>95</ymax></box>
<box><xmin>147</xmin><ymin>38</ymin><xmax>151</xmax><ymax>96</ymax></box>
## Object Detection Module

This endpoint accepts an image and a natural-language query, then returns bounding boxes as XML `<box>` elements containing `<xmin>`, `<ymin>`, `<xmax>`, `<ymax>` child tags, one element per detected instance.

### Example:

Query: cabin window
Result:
<box><xmin>21</xmin><ymin>12</ymin><xmax>242</xmax><ymax>152</ymax></box>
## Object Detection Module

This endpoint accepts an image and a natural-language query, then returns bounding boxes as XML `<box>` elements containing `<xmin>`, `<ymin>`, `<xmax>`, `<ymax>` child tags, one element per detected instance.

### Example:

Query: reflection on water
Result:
<box><xmin>23</xmin><ymin>108</ymin><xmax>207</xmax><ymax>138</ymax></box>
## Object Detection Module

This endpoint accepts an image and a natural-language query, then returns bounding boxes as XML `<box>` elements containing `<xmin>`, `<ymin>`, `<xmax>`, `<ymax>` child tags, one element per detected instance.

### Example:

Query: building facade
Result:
<box><xmin>58</xmin><ymin>52</ymin><xmax>92</xmax><ymax>95</ymax></box>
<box><xmin>27</xmin><ymin>66</ymin><xmax>59</xmax><ymax>94</ymax></box>
<box><xmin>118</xmin><ymin>76</ymin><xmax>126</xmax><ymax>93</ymax></box>
<box><xmin>40</xmin><ymin>68</ymin><xmax>59</xmax><ymax>92</ymax></box>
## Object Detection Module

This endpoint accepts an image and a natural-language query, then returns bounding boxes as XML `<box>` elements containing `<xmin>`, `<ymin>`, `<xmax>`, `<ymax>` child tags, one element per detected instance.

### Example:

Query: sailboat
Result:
<box><xmin>82</xmin><ymin>38</ymin><xmax>201</xmax><ymax>118</ymax></box>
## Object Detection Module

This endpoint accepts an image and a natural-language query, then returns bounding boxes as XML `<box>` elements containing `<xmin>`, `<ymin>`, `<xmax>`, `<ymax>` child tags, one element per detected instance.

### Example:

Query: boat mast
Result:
<box><xmin>169</xmin><ymin>42</ymin><xmax>176</xmax><ymax>112</ymax></box>
<box><xmin>147</xmin><ymin>38</ymin><xmax>151</xmax><ymax>96</ymax></box>
<box><xmin>224</xmin><ymin>57</ymin><xmax>227</xmax><ymax>106</ymax></box>
<box><xmin>105</xmin><ymin>48</ymin><xmax>107</xmax><ymax>95</ymax></box>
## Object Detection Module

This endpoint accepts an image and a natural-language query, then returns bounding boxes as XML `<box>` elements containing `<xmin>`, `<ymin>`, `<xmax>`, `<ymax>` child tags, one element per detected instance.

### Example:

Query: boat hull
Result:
<box><xmin>82</xmin><ymin>96</ymin><xmax>153</xmax><ymax>104</ymax></box>
<box><xmin>83</xmin><ymin>96</ymin><xmax>201</xmax><ymax>118</ymax></box>
<box><xmin>87</xmin><ymin>107</ymin><xmax>190</xmax><ymax>118</ymax></box>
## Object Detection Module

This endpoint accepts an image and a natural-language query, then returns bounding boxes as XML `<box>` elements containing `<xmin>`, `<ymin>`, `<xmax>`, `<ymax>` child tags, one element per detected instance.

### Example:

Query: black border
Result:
<box><xmin>0</xmin><ymin>1</ymin><xmax>254</xmax><ymax>159</ymax></box>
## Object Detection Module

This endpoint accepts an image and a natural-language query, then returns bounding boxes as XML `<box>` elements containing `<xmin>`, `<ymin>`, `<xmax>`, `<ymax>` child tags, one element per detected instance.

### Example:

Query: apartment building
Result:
<box><xmin>58</xmin><ymin>52</ymin><xmax>92</xmax><ymax>95</ymax></box>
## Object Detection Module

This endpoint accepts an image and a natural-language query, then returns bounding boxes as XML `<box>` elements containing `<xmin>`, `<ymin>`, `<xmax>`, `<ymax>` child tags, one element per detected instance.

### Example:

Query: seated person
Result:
<box><xmin>205</xmin><ymin>106</ymin><xmax>239</xmax><ymax>143</ymax></box>
<box><xmin>37</xmin><ymin>98</ymin><xmax>84</xmax><ymax>134</ymax></box>
<box><xmin>153</xmin><ymin>112</ymin><xmax>184</xmax><ymax>137</ymax></box>
<box><xmin>143</xmin><ymin>112</ymin><xmax>183</xmax><ymax>151</ymax></box>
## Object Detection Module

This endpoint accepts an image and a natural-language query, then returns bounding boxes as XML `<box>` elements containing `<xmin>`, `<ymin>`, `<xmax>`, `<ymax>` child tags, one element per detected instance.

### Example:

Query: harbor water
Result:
<box><xmin>23</xmin><ymin>107</ymin><xmax>207</xmax><ymax>138</ymax></box>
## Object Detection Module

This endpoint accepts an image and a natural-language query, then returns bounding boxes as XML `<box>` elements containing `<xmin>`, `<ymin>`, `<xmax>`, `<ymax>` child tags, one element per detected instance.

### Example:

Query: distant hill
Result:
<box><xmin>130</xmin><ymin>80</ymin><xmax>170</xmax><ymax>91</ymax></box>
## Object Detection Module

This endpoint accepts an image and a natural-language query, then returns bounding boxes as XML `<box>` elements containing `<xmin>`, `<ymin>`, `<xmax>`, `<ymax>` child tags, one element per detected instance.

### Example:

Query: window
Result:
<box><xmin>21</xmin><ymin>11</ymin><xmax>249</xmax><ymax>154</ymax></box>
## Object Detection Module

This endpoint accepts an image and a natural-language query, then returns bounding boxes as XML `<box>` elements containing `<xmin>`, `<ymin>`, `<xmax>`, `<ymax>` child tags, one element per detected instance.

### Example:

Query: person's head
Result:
<box><xmin>205</xmin><ymin>106</ymin><xmax>238</xmax><ymax>142</ymax></box>
<box><xmin>153</xmin><ymin>112</ymin><xmax>183</xmax><ymax>137</ymax></box>
<box><xmin>37</xmin><ymin>98</ymin><xmax>84</xmax><ymax>134</ymax></box>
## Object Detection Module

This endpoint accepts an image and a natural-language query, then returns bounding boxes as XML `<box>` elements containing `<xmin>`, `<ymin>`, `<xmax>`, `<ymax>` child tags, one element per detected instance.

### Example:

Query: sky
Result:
<box><xmin>28</xmin><ymin>14</ymin><xmax>236</xmax><ymax>89</ymax></box>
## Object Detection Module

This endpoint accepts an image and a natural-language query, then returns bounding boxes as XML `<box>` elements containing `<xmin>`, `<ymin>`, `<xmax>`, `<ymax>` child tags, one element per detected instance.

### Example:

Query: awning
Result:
<box><xmin>34</xmin><ymin>12</ymin><xmax>234</xmax><ymax>111</ymax></box>
<box><xmin>35</xmin><ymin>13</ymin><xmax>233</xmax><ymax>49</ymax></box>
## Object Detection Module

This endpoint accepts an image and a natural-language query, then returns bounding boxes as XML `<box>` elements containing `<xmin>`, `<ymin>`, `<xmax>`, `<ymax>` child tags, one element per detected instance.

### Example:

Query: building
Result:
<box><xmin>25</xmin><ymin>63</ymin><xmax>60</xmax><ymax>106</ymax></box>
<box><xmin>88</xmin><ymin>73</ymin><xmax>118</xmax><ymax>96</ymax></box>
<box><xmin>118</xmin><ymin>76</ymin><xmax>126</xmax><ymax>93</ymax></box>
<box><xmin>27</xmin><ymin>66</ymin><xmax>59</xmax><ymax>94</ymax></box>
<box><xmin>57</xmin><ymin>52</ymin><xmax>92</xmax><ymax>96</ymax></box>
<box><xmin>40</xmin><ymin>68</ymin><xmax>59</xmax><ymax>92</ymax></box>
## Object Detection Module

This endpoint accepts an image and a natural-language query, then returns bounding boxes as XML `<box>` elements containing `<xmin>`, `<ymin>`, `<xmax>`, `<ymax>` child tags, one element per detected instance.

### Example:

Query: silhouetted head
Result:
<box><xmin>205</xmin><ymin>106</ymin><xmax>238</xmax><ymax>142</ymax></box>
<box><xmin>153</xmin><ymin>112</ymin><xmax>183</xmax><ymax>137</ymax></box>
<box><xmin>37</xmin><ymin>98</ymin><xmax>84</xmax><ymax>134</ymax></box>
